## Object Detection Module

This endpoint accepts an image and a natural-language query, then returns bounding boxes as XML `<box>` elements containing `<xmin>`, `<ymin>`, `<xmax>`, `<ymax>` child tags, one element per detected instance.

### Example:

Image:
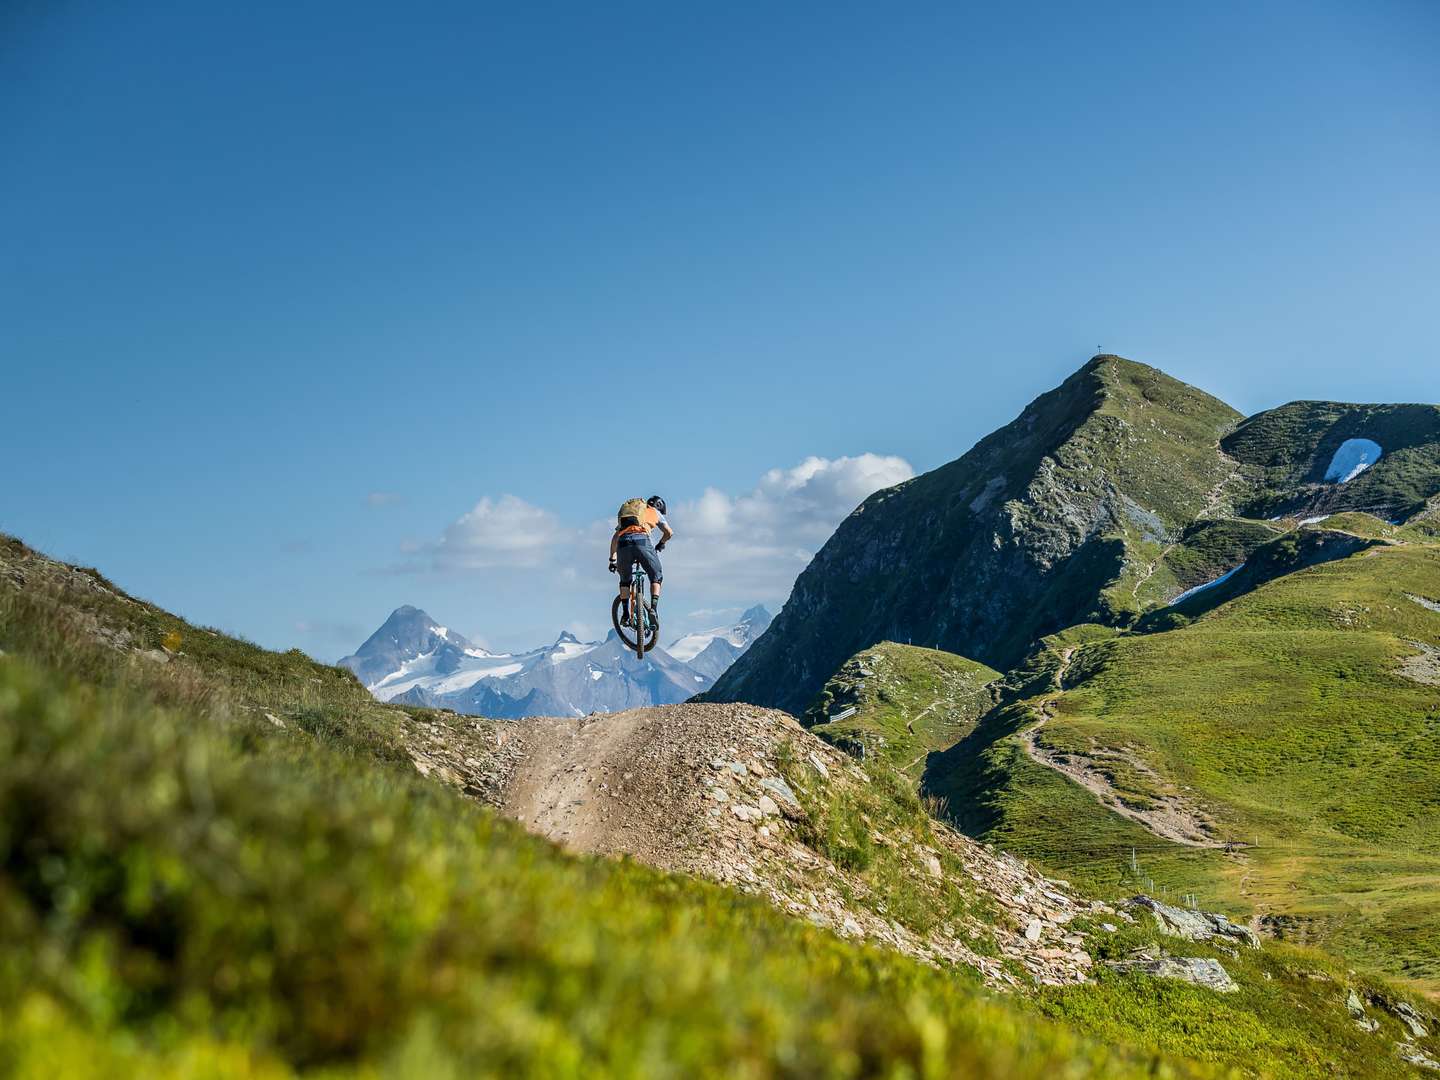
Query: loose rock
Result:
<box><xmin>1389</xmin><ymin>1000</ymin><xmax>1431</xmax><ymax>1038</ymax></box>
<box><xmin>1397</xmin><ymin>1043</ymin><xmax>1440</xmax><ymax>1071</ymax></box>
<box><xmin>760</xmin><ymin>776</ymin><xmax>805</xmax><ymax>819</ymax></box>
<box><xmin>1108</xmin><ymin>952</ymin><xmax>1238</xmax><ymax>993</ymax></box>
<box><xmin>1124</xmin><ymin>895</ymin><xmax>1260</xmax><ymax>949</ymax></box>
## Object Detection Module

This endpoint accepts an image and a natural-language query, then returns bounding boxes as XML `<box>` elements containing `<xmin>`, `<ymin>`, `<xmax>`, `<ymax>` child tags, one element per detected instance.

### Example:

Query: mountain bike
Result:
<box><xmin>611</xmin><ymin>565</ymin><xmax>659</xmax><ymax>660</ymax></box>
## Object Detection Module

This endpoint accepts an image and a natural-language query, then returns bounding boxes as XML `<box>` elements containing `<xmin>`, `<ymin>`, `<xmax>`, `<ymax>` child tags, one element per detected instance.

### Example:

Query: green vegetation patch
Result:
<box><xmin>803</xmin><ymin>643</ymin><xmax>999</xmax><ymax>780</ymax></box>
<box><xmin>1224</xmin><ymin>400</ymin><xmax>1440</xmax><ymax>520</ymax></box>
<box><xmin>934</xmin><ymin>539</ymin><xmax>1440</xmax><ymax>988</ymax></box>
<box><xmin>0</xmin><ymin>654</ymin><xmax>1225</xmax><ymax>1079</ymax></box>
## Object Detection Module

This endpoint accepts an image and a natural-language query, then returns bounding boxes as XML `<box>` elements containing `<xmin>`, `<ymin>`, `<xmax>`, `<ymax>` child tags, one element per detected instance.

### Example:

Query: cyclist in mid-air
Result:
<box><xmin>609</xmin><ymin>495</ymin><xmax>672</xmax><ymax>622</ymax></box>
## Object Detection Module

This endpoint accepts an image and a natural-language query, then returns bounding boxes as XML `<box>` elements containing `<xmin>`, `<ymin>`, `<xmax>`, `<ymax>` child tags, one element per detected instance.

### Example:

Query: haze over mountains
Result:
<box><xmin>339</xmin><ymin>604</ymin><xmax>772</xmax><ymax>719</ymax></box>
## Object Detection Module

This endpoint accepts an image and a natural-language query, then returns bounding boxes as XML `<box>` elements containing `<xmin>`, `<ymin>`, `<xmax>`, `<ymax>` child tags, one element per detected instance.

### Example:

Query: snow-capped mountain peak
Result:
<box><xmin>340</xmin><ymin>605</ymin><xmax>757</xmax><ymax>720</ymax></box>
<box><xmin>667</xmin><ymin>605</ymin><xmax>773</xmax><ymax>663</ymax></box>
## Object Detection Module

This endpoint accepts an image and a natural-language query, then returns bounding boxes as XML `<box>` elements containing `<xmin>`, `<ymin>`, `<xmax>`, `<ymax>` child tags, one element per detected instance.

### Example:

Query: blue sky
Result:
<box><xmin>2</xmin><ymin>1</ymin><xmax>1437</xmax><ymax>658</ymax></box>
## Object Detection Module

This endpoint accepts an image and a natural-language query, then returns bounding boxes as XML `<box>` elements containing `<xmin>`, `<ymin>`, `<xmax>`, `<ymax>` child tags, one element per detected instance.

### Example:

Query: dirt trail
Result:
<box><xmin>403</xmin><ymin>700</ymin><xmax>1115</xmax><ymax>989</ymax></box>
<box><xmin>1019</xmin><ymin>647</ymin><xmax>1222</xmax><ymax>849</ymax></box>
<box><xmin>495</xmin><ymin>704</ymin><xmax>742</xmax><ymax>867</ymax></box>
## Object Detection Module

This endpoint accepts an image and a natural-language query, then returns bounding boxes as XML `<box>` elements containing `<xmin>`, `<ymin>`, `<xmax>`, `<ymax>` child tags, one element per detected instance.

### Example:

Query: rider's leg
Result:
<box><xmin>616</xmin><ymin>547</ymin><xmax>636</xmax><ymax>620</ymax></box>
<box><xmin>639</xmin><ymin>545</ymin><xmax>662</xmax><ymax>610</ymax></box>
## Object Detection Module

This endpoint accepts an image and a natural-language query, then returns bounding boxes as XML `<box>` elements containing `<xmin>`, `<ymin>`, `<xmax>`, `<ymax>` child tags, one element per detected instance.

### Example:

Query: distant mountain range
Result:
<box><xmin>666</xmin><ymin>604</ymin><xmax>774</xmax><ymax>680</ymax></box>
<box><xmin>338</xmin><ymin>604</ymin><xmax>771</xmax><ymax>720</ymax></box>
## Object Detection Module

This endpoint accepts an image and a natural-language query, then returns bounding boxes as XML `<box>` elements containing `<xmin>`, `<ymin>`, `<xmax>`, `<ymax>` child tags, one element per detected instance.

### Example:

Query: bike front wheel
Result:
<box><xmin>640</xmin><ymin>602</ymin><xmax>659</xmax><ymax>656</ymax></box>
<box><xmin>611</xmin><ymin>594</ymin><xmax>643</xmax><ymax>654</ymax></box>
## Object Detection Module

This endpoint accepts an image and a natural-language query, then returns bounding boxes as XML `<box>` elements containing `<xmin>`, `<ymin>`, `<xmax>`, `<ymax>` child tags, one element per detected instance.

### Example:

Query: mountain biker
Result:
<box><xmin>609</xmin><ymin>495</ymin><xmax>672</xmax><ymax>621</ymax></box>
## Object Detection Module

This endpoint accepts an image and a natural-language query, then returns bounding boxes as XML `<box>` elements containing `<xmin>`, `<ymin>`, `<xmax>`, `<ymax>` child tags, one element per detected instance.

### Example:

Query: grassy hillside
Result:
<box><xmin>1129</xmin><ymin>518</ymin><xmax>1286</xmax><ymax>611</ymax></box>
<box><xmin>8</xmin><ymin>653</ymin><xmax>1229</xmax><ymax>1080</ymax></box>
<box><xmin>802</xmin><ymin>643</ymin><xmax>1000</xmax><ymax>780</ymax></box>
<box><xmin>927</xmin><ymin>519</ymin><xmax>1440</xmax><ymax>990</ymax></box>
<box><xmin>710</xmin><ymin>355</ymin><xmax>1243</xmax><ymax>714</ymax></box>
<box><xmin>8</xmin><ymin>532</ymin><xmax>1440</xmax><ymax>1076</ymax></box>
<box><xmin>1225</xmin><ymin>401</ymin><xmax>1440</xmax><ymax>520</ymax></box>
<box><xmin>0</xmin><ymin>534</ymin><xmax>1221</xmax><ymax>1078</ymax></box>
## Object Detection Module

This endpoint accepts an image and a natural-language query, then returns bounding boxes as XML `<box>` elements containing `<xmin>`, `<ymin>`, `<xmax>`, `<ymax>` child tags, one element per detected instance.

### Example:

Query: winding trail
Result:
<box><xmin>1129</xmin><ymin>451</ymin><xmax>1243</xmax><ymax>604</ymax></box>
<box><xmin>1019</xmin><ymin>647</ymin><xmax>1223</xmax><ymax>849</ymax></box>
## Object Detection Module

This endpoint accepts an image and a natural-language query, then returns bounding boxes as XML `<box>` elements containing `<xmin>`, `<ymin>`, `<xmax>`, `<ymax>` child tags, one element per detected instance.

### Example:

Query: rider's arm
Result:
<box><xmin>658</xmin><ymin>520</ymin><xmax>674</xmax><ymax>543</ymax></box>
<box><xmin>609</xmin><ymin>529</ymin><xmax>621</xmax><ymax>561</ymax></box>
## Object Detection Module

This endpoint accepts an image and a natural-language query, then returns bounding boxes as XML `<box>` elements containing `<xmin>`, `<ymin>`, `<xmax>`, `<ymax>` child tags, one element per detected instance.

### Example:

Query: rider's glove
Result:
<box><xmin>655</xmin><ymin>540</ymin><xmax>667</xmax><ymax>552</ymax></box>
<box><xmin>608</xmin><ymin>559</ymin><xmax>618</xmax><ymax>573</ymax></box>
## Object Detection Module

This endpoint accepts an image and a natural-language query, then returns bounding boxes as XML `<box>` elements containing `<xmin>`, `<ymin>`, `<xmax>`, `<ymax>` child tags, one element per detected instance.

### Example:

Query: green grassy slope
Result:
<box><xmin>8</xmin><ymin>537</ymin><xmax>1440</xmax><ymax>1075</ymax></box>
<box><xmin>1225</xmin><ymin>401</ymin><xmax>1440</xmax><ymax>520</ymax></box>
<box><xmin>3</xmin><ymin>534</ymin><xmax>1238</xmax><ymax>1078</ymax></box>
<box><xmin>10</xmin><ymin>654</ymin><xmax>1234</xmax><ymax>1079</ymax></box>
<box><xmin>1130</xmin><ymin>518</ymin><xmax>1286</xmax><ymax>611</ymax></box>
<box><xmin>802</xmin><ymin>643</ymin><xmax>1000</xmax><ymax>780</ymax></box>
<box><xmin>928</xmin><ymin>522</ymin><xmax>1440</xmax><ymax>990</ymax></box>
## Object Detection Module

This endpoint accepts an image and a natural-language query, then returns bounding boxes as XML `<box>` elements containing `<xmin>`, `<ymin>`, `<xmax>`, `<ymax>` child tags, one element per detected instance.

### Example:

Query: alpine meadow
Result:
<box><xmin>4</xmin><ymin>4</ymin><xmax>1439</xmax><ymax>1076</ymax></box>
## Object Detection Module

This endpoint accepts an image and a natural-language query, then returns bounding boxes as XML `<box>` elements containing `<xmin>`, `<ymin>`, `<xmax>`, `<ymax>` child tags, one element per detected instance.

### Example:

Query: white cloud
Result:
<box><xmin>389</xmin><ymin>454</ymin><xmax>913</xmax><ymax>638</ymax></box>
<box><xmin>418</xmin><ymin>495</ymin><xmax>569</xmax><ymax>571</ymax></box>
<box><xmin>663</xmin><ymin>453</ymin><xmax>914</xmax><ymax>602</ymax></box>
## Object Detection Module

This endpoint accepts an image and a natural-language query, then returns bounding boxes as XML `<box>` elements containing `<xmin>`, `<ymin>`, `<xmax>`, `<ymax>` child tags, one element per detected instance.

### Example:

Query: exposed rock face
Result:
<box><xmin>1348</xmin><ymin>990</ymin><xmax>1382</xmax><ymax>1035</ymax></box>
<box><xmin>1397</xmin><ymin>1043</ymin><xmax>1440</xmax><ymax>1072</ymax></box>
<box><xmin>1124</xmin><ymin>895</ymin><xmax>1261</xmax><ymax>949</ymax></box>
<box><xmin>707</xmin><ymin>356</ymin><xmax>1440</xmax><ymax>717</ymax></box>
<box><xmin>708</xmin><ymin>357</ymin><xmax>1242</xmax><ymax>714</ymax></box>
<box><xmin>1390</xmin><ymin>1000</ymin><xmax>1432</xmax><ymax>1039</ymax></box>
<box><xmin>1107</xmin><ymin>951</ymin><xmax>1239</xmax><ymax>993</ymax></box>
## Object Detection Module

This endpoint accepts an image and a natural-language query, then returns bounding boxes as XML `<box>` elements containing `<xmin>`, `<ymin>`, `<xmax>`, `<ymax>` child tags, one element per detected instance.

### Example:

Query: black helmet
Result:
<box><xmin>647</xmin><ymin>495</ymin><xmax>667</xmax><ymax>514</ymax></box>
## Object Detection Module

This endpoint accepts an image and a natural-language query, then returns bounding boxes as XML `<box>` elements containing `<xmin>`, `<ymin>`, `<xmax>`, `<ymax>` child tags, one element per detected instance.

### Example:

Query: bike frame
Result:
<box><xmin>629</xmin><ymin>566</ymin><xmax>652</xmax><ymax>659</ymax></box>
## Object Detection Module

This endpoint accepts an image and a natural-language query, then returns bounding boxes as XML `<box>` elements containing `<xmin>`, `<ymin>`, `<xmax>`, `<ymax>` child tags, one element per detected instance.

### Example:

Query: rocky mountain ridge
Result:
<box><xmin>709</xmin><ymin>354</ymin><xmax>1440</xmax><ymax>715</ymax></box>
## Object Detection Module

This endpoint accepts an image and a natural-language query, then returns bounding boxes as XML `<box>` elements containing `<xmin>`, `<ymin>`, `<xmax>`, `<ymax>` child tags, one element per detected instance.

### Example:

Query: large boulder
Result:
<box><xmin>1108</xmin><ymin>951</ymin><xmax>1238</xmax><ymax>993</ymax></box>
<box><xmin>1124</xmin><ymin>895</ymin><xmax>1260</xmax><ymax>949</ymax></box>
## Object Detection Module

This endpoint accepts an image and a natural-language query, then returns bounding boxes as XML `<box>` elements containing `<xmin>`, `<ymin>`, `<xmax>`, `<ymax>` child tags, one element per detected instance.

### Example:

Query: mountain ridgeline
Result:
<box><xmin>709</xmin><ymin>355</ymin><xmax>1440</xmax><ymax>715</ymax></box>
<box><xmin>340</xmin><ymin>604</ymin><xmax>773</xmax><ymax>720</ymax></box>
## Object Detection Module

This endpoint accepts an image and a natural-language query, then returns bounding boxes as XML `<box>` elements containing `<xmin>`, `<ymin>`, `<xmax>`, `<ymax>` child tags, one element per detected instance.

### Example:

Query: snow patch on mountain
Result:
<box><xmin>1172</xmin><ymin>565</ymin><xmax>1243</xmax><ymax>605</ymax></box>
<box><xmin>1324</xmin><ymin>439</ymin><xmax>1382</xmax><ymax>483</ymax></box>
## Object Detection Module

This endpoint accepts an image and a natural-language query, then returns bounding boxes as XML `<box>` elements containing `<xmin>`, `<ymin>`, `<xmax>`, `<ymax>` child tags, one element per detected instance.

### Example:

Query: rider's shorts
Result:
<box><xmin>616</xmin><ymin>535</ymin><xmax>662</xmax><ymax>586</ymax></box>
